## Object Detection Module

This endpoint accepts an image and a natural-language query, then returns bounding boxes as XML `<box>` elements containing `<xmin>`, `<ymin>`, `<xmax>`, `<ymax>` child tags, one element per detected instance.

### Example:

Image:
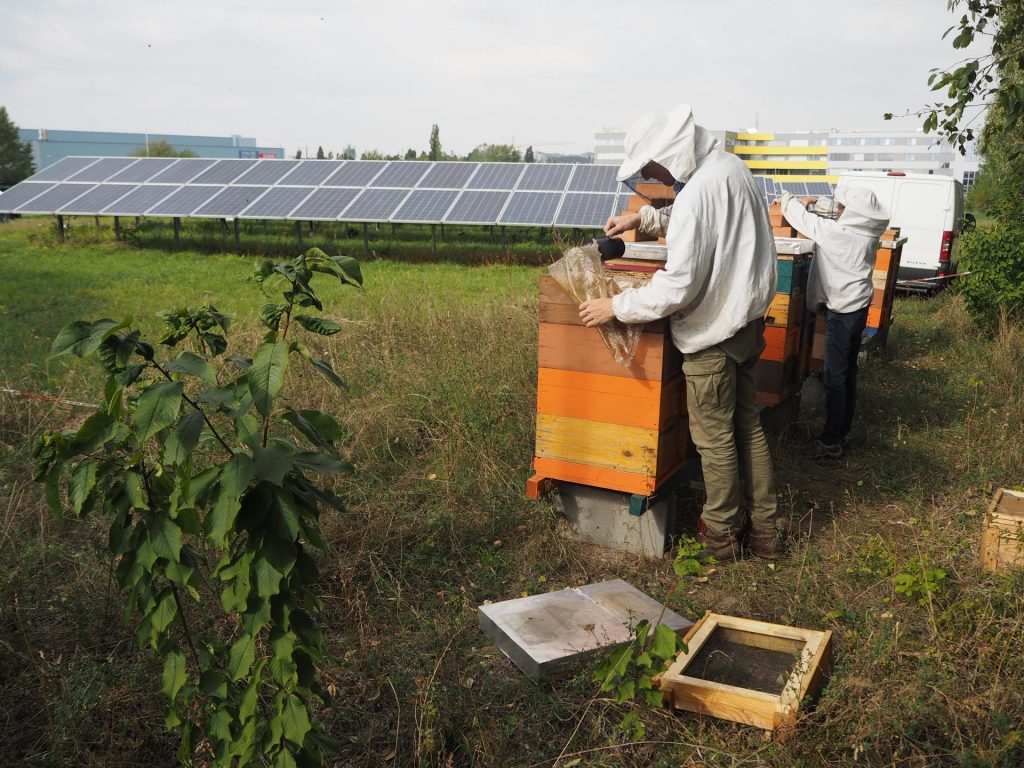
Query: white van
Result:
<box><xmin>836</xmin><ymin>171</ymin><xmax>964</xmax><ymax>289</ymax></box>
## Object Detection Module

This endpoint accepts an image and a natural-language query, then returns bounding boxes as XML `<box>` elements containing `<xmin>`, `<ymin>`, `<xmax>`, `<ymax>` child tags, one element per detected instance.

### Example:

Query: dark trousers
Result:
<box><xmin>821</xmin><ymin>305</ymin><xmax>868</xmax><ymax>446</ymax></box>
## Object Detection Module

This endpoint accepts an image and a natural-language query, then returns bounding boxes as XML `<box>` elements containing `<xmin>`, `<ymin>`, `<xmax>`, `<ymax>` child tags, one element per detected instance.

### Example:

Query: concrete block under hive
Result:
<box><xmin>528</xmin><ymin>276</ymin><xmax>687</xmax><ymax>498</ymax></box>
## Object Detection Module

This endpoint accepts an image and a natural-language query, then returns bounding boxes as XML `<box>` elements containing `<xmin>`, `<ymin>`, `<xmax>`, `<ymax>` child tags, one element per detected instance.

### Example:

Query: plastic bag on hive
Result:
<box><xmin>548</xmin><ymin>243</ymin><xmax>645</xmax><ymax>367</ymax></box>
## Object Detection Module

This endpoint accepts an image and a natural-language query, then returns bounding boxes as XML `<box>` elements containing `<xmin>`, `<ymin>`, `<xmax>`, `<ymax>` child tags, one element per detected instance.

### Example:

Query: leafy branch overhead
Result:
<box><xmin>886</xmin><ymin>0</ymin><xmax>1024</xmax><ymax>155</ymax></box>
<box><xmin>33</xmin><ymin>247</ymin><xmax>361</xmax><ymax>767</ymax></box>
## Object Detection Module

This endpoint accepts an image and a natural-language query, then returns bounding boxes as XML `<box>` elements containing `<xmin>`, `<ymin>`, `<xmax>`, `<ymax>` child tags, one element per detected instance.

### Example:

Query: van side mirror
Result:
<box><xmin>961</xmin><ymin>213</ymin><xmax>977</xmax><ymax>233</ymax></box>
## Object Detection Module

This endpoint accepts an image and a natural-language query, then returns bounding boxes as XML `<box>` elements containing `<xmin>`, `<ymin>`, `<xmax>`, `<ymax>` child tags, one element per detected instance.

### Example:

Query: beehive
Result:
<box><xmin>527</xmin><ymin>276</ymin><xmax>688</xmax><ymax>498</ymax></box>
<box><xmin>758</xmin><ymin>242</ymin><xmax>813</xmax><ymax>406</ymax></box>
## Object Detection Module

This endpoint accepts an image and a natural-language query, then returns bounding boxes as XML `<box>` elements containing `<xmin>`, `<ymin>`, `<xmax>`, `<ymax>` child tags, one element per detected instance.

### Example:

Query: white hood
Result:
<box><xmin>617</xmin><ymin>104</ymin><xmax>720</xmax><ymax>183</ymax></box>
<box><xmin>835</xmin><ymin>185</ymin><xmax>890</xmax><ymax>239</ymax></box>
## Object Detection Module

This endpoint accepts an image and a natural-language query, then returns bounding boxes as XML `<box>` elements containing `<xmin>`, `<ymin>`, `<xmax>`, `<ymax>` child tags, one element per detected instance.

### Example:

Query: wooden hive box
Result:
<box><xmin>776</xmin><ymin>256</ymin><xmax>810</xmax><ymax>297</ymax></box>
<box><xmin>981</xmin><ymin>488</ymin><xmax>1024</xmax><ymax>573</ymax></box>
<box><xmin>528</xmin><ymin>276</ymin><xmax>687</xmax><ymax>498</ymax></box>
<box><xmin>764</xmin><ymin>292</ymin><xmax>806</xmax><ymax>328</ymax></box>
<box><xmin>657</xmin><ymin>613</ymin><xmax>833</xmax><ymax>732</ymax></box>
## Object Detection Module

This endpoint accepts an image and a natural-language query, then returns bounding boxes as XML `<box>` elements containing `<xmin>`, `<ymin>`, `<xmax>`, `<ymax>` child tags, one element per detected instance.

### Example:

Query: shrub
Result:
<box><xmin>957</xmin><ymin>222</ymin><xmax>1024</xmax><ymax>330</ymax></box>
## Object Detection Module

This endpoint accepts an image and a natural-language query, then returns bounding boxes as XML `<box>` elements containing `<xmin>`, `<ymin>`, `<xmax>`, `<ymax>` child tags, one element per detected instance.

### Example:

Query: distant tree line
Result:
<box><xmin>304</xmin><ymin>125</ymin><xmax>541</xmax><ymax>163</ymax></box>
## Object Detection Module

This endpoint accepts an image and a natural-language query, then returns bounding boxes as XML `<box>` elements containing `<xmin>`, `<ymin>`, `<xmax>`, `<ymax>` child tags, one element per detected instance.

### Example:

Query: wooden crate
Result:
<box><xmin>772</xmin><ymin>225</ymin><xmax>798</xmax><ymax>238</ymax></box>
<box><xmin>981</xmin><ymin>488</ymin><xmax>1024</xmax><ymax>573</ymax></box>
<box><xmin>657</xmin><ymin>613</ymin><xmax>833</xmax><ymax>732</ymax></box>
<box><xmin>529</xmin><ymin>276</ymin><xmax>688</xmax><ymax>498</ymax></box>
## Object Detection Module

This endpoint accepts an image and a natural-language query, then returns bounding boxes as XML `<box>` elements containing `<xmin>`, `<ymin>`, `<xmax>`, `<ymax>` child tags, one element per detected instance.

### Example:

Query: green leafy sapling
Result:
<box><xmin>33</xmin><ymin>247</ymin><xmax>361</xmax><ymax>767</ymax></box>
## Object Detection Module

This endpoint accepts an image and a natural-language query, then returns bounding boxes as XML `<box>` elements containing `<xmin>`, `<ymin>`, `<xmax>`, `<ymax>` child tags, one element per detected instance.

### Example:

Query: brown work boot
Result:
<box><xmin>748</xmin><ymin>523</ymin><xmax>787</xmax><ymax>560</ymax></box>
<box><xmin>696</xmin><ymin>519</ymin><xmax>743</xmax><ymax>562</ymax></box>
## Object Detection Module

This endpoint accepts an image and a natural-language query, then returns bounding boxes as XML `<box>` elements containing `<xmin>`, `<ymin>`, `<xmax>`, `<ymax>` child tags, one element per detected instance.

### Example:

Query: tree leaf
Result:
<box><xmin>200</xmin><ymin>669</ymin><xmax>228</xmax><ymax>700</ymax></box>
<box><xmin>72</xmin><ymin>411</ymin><xmax>118</xmax><ymax>453</ymax></box>
<box><xmin>165</xmin><ymin>351</ymin><xmax>217</xmax><ymax>386</ymax></box>
<box><xmin>133</xmin><ymin>381</ymin><xmax>184</xmax><ymax>442</ymax></box>
<box><xmin>292</xmin><ymin>451</ymin><xmax>350</xmax><ymax>474</ymax></box>
<box><xmin>227</xmin><ymin>633</ymin><xmax>256</xmax><ymax>682</ymax></box>
<box><xmin>50</xmin><ymin>320</ymin><xmax>93</xmax><ymax>357</ymax></box>
<box><xmin>149</xmin><ymin>515</ymin><xmax>184</xmax><ymax>562</ymax></box>
<box><xmin>282</xmin><ymin>408</ymin><xmax>347</xmax><ymax>448</ymax></box>
<box><xmin>253</xmin><ymin>557</ymin><xmax>284</xmax><ymax>598</ymax></box>
<box><xmin>650</xmin><ymin>623</ymin><xmax>680</xmax><ymax>661</ymax></box>
<box><xmin>162</xmin><ymin>649</ymin><xmax>187</xmax><ymax>702</ymax></box>
<box><xmin>164</xmin><ymin>410</ymin><xmax>204</xmax><ymax>466</ymax></box>
<box><xmin>250</xmin><ymin>342</ymin><xmax>289</xmax><ymax>417</ymax></box>
<box><xmin>69</xmin><ymin>459</ymin><xmax>98</xmax><ymax>516</ymax></box>
<box><xmin>150</xmin><ymin>589</ymin><xmax>178</xmax><ymax>633</ymax></box>
<box><xmin>206</xmin><ymin>453</ymin><xmax>255</xmax><ymax>546</ymax></box>
<box><xmin>253</xmin><ymin>445</ymin><xmax>294</xmax><ymax>486</ymax></box>
<box><xmin>280</xmin><ymin>694</ymin><xmax>312</xmax><ymax>746</ymax></box>
<box><xmin>269</xmin><ymin>628</ymin><xmax>298</xmax><ymax>686</ymax></box>
<box><xmin>293</xmin><ymin>314</ymin><xmax>342</xmax><ymax>336</ymax></box>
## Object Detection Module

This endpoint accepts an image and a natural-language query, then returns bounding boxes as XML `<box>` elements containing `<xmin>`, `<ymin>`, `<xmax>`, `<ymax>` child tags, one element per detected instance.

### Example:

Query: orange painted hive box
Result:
<box><xmin>527</xmin><ymin>275</ymin><xmax>688</xmax><ymax>498</ymax></box>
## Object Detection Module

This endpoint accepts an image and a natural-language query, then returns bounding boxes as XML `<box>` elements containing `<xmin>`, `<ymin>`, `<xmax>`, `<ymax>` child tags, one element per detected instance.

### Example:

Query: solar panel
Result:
<box><xmin>148</xmin><ymin>158</ymin><xmax>219</xmax><ymax>184</ymax></box>
<box><xmin>807</xmin><ymin>182</ymin><xmax>832</xmax><ymax>195</ymax></box>
<box><xmin>498</xmin><ymin>191</ymin><xmax>562</xmax><ymax>225</ymax></box>
<box><xmin>291</xmin><ymin>188</ymin><xmax>362</xmax><ymax>220</ymax></box>
<box><xmin>779</xmin><ymin>182</ymin><xmax>808</xmax><ymax>195</ymax></box>
<box><xmin>148</xmin><ymin>186</ymin><xmax>225</xmax><ymax>216</ymax></box>
<box><xmin>193</xmin><ymin>186</ymin><xmax>268</xmax><ymax>217</ymax></box>
<box><xmin>279</xmin><ymin>161</ymin><xmax>343</xmax><ymax>186</ymax></box>
<box><xmin>443</xmin><ymin>190</ymin><xmax>511</xmax><ymax>224</ymax></box>
<box><xmin>102</xmin><ymin>184</ymin><xmax>181</xmax><ymax>215</ymax></box>
<box><xmin>234</xmin><ymin>160</ymin><xmax>302</xmax><ymax>185</ymax></box>
<box><xmin>417</xmin><ymin>162</ymin><xmax>477</xmax><ymax>189</ymax></box>
<box><xmin>369</xmin><ymin>161</ymin><xmax>429</xmax><ymax>188</ymax></box>
<box><xmin>16</xmin><ymin>183</ymin><xmax>96</xmax><ymax>213</ymax></box>
<box><xmin>238</xmin><ymin>186</ymin><xmax>315</xmax><ymax>219</ymax></box>
<box><xmin>567</xmin><ymin>165</ymin><xmax>619</xmax><ymax>193</ymax></box>
<box><xmin>66</xmin><ymin>157</ymin><xmax>140</xmax><ymax>183</ymax></box>
<box><xmin>0</xmin><ymin>182</ymin><xmax>56</xmax><ymax>212</ymax></box>
<box><xmin>518</xmin><ymin>164</ymin><xmax>572</xmax><ymax>191</ymax></box>
<box><xmin>191</xmin><ymin>160</ymin><xmax>254</xmax><ymax>185</ymax></box>
<box><xmin>555</xmin><ymin>193</ymin><xmax>616</xmax><ymax>228</ymax></box>
<box><xmin>466</xmin><ymin>163</ymin><xmax>525</xmax><ymax>190</ymax></box>
<box><xmin>613</xmin><ymin>193</ymin><xmax>632</xmax><ymax>217</ymax></box>
<box><xmin>391</xmin><ymin>189</ymin><xmax>459</xmax><ymax>222</ymax></box>
<box><xmin>339</xmin><ymin>188</ymin><xmax>410</xmax><ymax>221</ymax></box>
<box><xmin>106</xmin><ymin>157</ymin><xmax>179</xmax><ymax>183</ymax></box>
<box><xmin>26</xmin><ymin>157</ymin><xmax>100</xmax><ymax>182</ymax></box>
<box><xmin>58</xmin><ymin>184</ymin><xmax>138</xmax><ymax>214</ymax></box>
<box><xmin>321</xmin><ymin>161</ymin><xmax>383</xmax><ymax>187</ymax></box>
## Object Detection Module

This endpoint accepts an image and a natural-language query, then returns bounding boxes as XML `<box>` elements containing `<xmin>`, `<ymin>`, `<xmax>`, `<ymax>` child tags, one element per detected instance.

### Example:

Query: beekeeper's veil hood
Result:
<box><xmin>834</xmin><ymin>185</ymin><xmax>890</xmax><ymax>238</ymax></box>
<box><xmin>617</xmin><ymin>104</ymin><xmax>719</xmax><ymax>184</ymax></box>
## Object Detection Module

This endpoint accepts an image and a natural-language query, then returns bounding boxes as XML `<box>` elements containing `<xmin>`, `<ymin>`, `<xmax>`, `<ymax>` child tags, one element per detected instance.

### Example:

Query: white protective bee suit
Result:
<box><xmin>609</xmin><ymin>104</ymin><xmax>781</xmax><ymax>549</ymax></box>
<box><xmin>611</xmin><ymin>106</ymin><xmax>778</xmax><ymax>353</ymax></box>
<box><xmin>779</xmin><ymin>186</ymin><xmax>890</xmax><ymax>313</ymax></box>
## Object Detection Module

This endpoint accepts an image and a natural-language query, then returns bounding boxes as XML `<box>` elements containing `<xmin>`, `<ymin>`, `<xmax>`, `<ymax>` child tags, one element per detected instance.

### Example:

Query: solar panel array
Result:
<box><xmin>752</xmin><ymin>176</ymin><xmax>836</xmax><ymax>207</ymax></box>
<box><xmin>0</xmin><ymin>157</ymin><xmax>638</xmax><ymax>228</ymax></box>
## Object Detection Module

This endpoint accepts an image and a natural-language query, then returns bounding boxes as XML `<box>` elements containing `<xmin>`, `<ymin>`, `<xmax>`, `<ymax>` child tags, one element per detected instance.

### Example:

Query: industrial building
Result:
<box><xmin>17</xmin><ymin>128</ymin><xmax>283</xmax><ymax>170</ymax></box>
<box><xmin>595</xmin><ymin>126</ymin><xmax>980</xmax><ymax>189</ymax></box>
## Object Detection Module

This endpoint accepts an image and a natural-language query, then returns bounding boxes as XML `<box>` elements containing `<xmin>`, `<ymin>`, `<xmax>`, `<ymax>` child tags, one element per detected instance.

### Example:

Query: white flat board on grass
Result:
<box><xmin>478</xmin><ymin>579</ymin><xmax>692</xmax><ymax>683</ymax></box>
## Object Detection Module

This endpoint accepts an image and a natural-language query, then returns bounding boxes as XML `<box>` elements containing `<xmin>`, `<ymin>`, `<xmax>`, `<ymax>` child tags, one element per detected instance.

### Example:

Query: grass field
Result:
<box><xmin>2</xmin><ymin>216</ymin><xmax>1023</xmax><ymax>767</ymax></box>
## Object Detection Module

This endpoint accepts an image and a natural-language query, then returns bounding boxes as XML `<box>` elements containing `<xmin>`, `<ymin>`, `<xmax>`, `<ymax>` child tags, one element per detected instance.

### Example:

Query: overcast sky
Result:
<box><xmin>0</xmin><ymin>0</ymin><xmax>992</xmax><ymax>157</ymax></box>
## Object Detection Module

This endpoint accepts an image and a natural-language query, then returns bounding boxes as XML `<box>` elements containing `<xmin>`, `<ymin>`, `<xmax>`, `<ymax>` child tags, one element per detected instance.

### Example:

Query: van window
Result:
<box><xmin>894</xmin><ymin>183</ymin><xmax>949</xmax><ymax>226</ymax></box>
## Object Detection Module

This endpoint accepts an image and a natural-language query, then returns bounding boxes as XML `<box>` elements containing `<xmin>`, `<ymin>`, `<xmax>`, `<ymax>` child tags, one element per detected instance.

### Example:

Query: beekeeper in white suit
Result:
<box><xmin>579</xmin><ymin>104</ymin><xmax>784</xmax><ymax>561</ymax></box>
<box><xmin>777</xmin><ymin>186</ymin><xmax>890</xmax><ymax>459</ymax></box>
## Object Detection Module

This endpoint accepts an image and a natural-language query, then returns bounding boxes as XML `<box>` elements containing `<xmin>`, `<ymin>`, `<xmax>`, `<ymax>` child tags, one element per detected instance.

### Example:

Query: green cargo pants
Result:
<box><xmin>682</xmin><ymin>318</ymin><xmax>779</xmax><ymax>536</ymax></box>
